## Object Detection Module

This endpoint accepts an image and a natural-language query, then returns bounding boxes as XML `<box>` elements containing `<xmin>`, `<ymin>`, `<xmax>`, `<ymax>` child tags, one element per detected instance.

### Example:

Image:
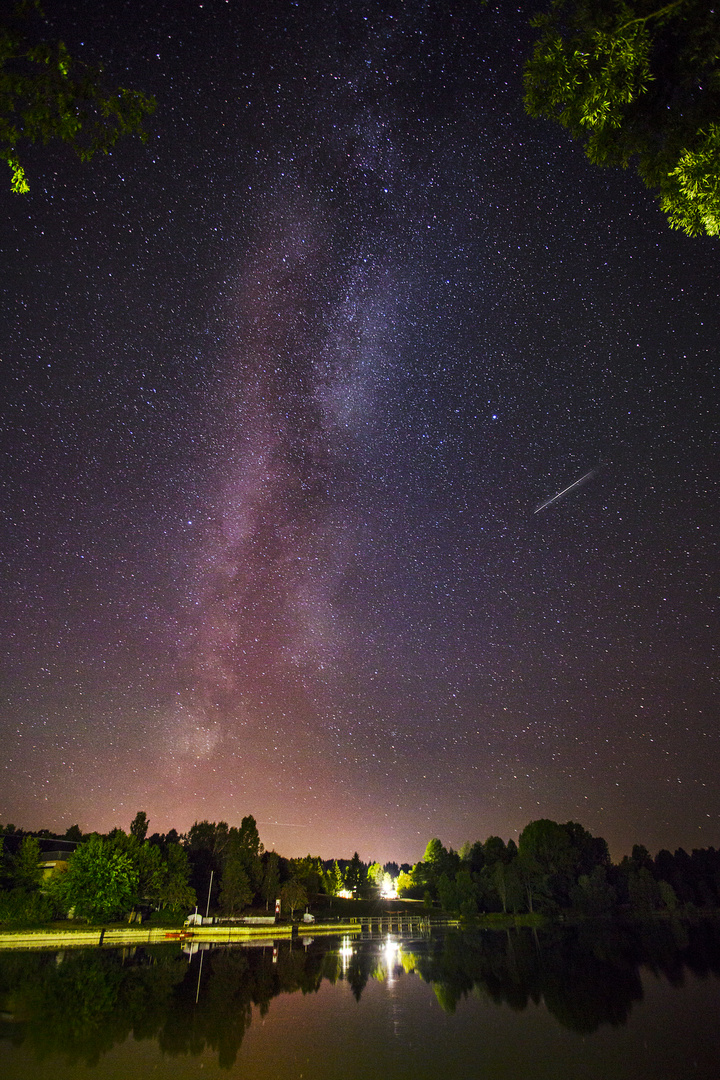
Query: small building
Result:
<box><xmin>38</xmin><ymin>851</ymin><xmax>69</xmax><ymax>881</ymax></box>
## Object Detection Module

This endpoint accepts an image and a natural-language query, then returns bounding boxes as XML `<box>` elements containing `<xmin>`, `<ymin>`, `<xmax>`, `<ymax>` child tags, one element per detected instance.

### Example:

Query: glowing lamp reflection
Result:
<box><xmin>384</xmin><ymin>935</ymin><xmax>399</xmax><ymax>981</ymax></box>
<box><xmin>339</xmin><ymin>936</ymin><xmax>354</xmax><ymax>972</ymax></box>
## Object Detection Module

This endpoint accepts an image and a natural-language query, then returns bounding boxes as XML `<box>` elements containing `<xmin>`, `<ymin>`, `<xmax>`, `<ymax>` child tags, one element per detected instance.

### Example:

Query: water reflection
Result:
<box><xmin>1</xmin><ymin>920</ymin><xmax>719</xmax><ymax>1069</ymax></box>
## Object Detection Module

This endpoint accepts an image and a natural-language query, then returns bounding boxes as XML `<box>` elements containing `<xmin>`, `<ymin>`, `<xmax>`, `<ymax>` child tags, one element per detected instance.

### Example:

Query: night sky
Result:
<box><xmin>2</xmin><ymin>0</ymin><xmax>718</xmax><ymax>866</ymax></box>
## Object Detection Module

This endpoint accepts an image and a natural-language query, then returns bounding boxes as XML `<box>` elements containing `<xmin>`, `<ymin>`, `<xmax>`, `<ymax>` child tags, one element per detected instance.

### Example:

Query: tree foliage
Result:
<box><xmin>290</xmin><ymin>854</ymin><xmax>324</xmax><ymax>896</ymax></box>
<box><xmin>10</xmin><ymin>835</ymin><xmax>42</xmax><ymax>892</ymax></box>
<box><xmin>524</xmin><ymin>0</ymin><xmax>720</xmax><ymax>236</ymax></box>
<box><xmin>52</xmin><ymin>834</ymin><xmax>138</xmax><ymax>921</ymax></box>
<box><xmin>574</xmin><ymin>865</ymin><xmax>617</xmax><ymax>915</ymax></box>
<box><xmin>260</xmin><ymin>851</ymin><xmax>281</xmax><ymax>910</ymax></box>
<box><xmin>215</xmin><ymin>817</ymin><xmax>264</xmax><ymax>915</ymax></box>
<box><xmin>323</xmin><ymin>859</ymin><xmax>344</xmax><ymax>897</ymax></box>
<box><xmin>367</xmin><ymin>861</ymin><xmax>384</xmax><ymax>890</ymax></box>
<box><xmin>46</xmin><ymin>831</ymin><xmax>195</xmax><ymax>920</ymax></box>
<box><xmin>396</xmin><ymin>869</ymin><xmax>416</xmax><ymax>896</ymax></box>
<box><xmin>130</xmin><ymin>811</ymin><xmax>149</xmax><ymax>843</ymax></box>
<box><xmin>219</xmin><ymin>855</ymin><xmax>252</xmax><ymax>915</ymax></box>
<box><xmin>423</xmin><ymin>838</ymin><xmax>446</xmax><ymax>865</ymax></box>
<box><xmin>280</xmin><ymin>878</ymin><xmax>308</xmax><ymax>918</ymax></box>
<box><xmin>344</xmin><ymin>852</ymin><xmax>365</xmax><ymax>896</ymax></box>
<box><xmin>155</xmin><ymin>842</ymin><xmax>196</xmax><ymax>911</ymax></box>
<box><xmin>0</xmin><ymin>0</ymin><xmax>155</xmax><ymax>193</ymax></box>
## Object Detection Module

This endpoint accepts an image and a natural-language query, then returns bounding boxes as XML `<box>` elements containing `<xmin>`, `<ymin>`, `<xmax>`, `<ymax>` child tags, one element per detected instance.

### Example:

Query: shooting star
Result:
<box><xmin>257</xmin><ymin>821</ymin><xmax>310</xmax><ymax>828</ymax></box>
<box><xmin>534</xmin><ymin>469</ymin><xmax>596</xmax><ymax>514</ymax></box>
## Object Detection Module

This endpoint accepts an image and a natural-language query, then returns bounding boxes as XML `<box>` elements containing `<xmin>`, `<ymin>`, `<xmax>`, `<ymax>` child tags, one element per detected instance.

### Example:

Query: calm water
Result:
<box><xmin>2</xmin><ymin>921</ymin><xmax>720</xmax><ymax>1079</ymax></box>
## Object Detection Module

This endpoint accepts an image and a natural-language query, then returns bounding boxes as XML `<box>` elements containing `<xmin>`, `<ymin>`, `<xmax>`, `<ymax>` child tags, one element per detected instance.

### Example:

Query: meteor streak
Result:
<box><xmin>257</xmin><ymin>821</ymin><xmax>310</xmax><ymax>828</ymax></box>
<box><xmin>534</xmin><ymin>469</ymin><xmax>596</xmax><ymax>513</ymax></box>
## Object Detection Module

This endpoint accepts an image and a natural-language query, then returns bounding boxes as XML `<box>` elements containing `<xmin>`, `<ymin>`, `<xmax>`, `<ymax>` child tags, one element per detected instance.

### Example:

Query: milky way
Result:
<box><xmin>1</xmin><ymin>0</ymin><xmax>718</xmax><ymax>863</ymax></box>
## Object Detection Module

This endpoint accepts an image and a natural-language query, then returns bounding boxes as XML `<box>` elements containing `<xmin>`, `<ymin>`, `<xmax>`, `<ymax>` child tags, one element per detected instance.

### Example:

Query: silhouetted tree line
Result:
<box><xmin>397</xmin><ymin>820</ymin><xmax>720</xmax><ymax>919</ymax></box>
<box><xmin>0</xmin><ymin>815</ymin><xmax>385</xmax><ymax>925</ymax></box>
<box><xmin>1</xmin><ymin>814</ymin><xmax>719</xmax><ymax>925</ymax></box>
<box><xmin>0</xmin><ymin>816</ymin><xmax>196</xmax><ymax>924</ymax></box>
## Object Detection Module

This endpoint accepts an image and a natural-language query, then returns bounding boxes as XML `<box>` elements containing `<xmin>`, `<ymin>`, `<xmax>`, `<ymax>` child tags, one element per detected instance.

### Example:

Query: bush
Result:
<box><xmin>144</xmin><ymin>907</ymin><xmax>187</xmax><ymax>928</ymax></box>
<box><xmin>0</xmin><ymin>889</ymin><xmax>56</xmax><ymax>926</ymax></box>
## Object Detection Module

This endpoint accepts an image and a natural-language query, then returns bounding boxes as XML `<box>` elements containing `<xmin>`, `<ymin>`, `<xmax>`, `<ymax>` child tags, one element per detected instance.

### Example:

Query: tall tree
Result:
<box><xmin>156</xmin><ymin>842</ymin><xmax>196</xmax><ymax>911</ymax></box>
<box><xmin>280</xmin><ymin>878</ymin><xmax>308</xmax><ymax>918</ymax></box>
<box><xmin>323</xmin><ymin>860</ymin><xmax>344</xmax><ymax>897</ymax></box>
<box><xmin>367</xmin><ymin>862</ymin><xmax>384</xmax><ymax>891</ymax></box>
<box><xmin>396</xmin><ymin>869</ymin><xmax>416</xmax><ymax>896</ymax></box>
<box><xmin>0</xmin><ymin>0</ymin><xmax>155</xmax><ymax>193</ymax></box>
<box><xmin>518</xmin><ymin>819</ymin><xmax>574</xmax><ymax>877</ymax></box>
<box><xmin>219</xmin><ymin>854</ymin><xmax>252</xmax><ymax>915</ymax></box>
<box><xmin>291</xmin><ymin>855</ymin><xmax>324</xmax><ymax>896</ymax></box>
<box><xmin>524</xmin><ymin>0</ymin><xmax>720</xmax><ymax>235</ymax></box>
<box><xmin>237</xmin><ymin>815</ymin><xmax>264</xmax><ymax>861</ymax></box>
<box><xmin>186</xmin><ymin>820</ymin><xmax>230</xmax><ymax>901</ymax></box>
<box><xmin>344</xmin><ymin>852</ymin><xmax>364</xmax><ymax>897</ymax></box>
<box><xmin>260</xmin><ymin>852</ymin><xmax>281</xmax><ymax>912</ymax></box>
<box><xmin>130</xmin><ymin>811</ymin><xmax>149</xmax><ymax>843</ymax></box>
<box><xmin>128</xmin><ymin>839</ymin><xmax>162</xmax><ymax>907</ymax></box>
<box><xmin>10</xmin><ymin>835</ymin><xmax>42</xmax><ymax>892</ymax></box>
<box><xmin>423</xmin><ymin>838</ymin><xmax>447</xmax><ymax>866</ymax></box>
<box><xmin>215</xmin><ymin>818</ymin><xmax>265</xmax><ymax>915</ymax></box>
<box><xmin>226</xmin><ymin>817</ymin><xmax>264</xmax><ymax>895</ymax></box>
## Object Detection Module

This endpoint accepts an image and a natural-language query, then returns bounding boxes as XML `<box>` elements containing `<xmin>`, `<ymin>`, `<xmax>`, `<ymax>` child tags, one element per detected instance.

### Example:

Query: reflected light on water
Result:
<box><xmin>339</xmin><ymin>933</ymin><xmax>402</xmax><ymax>980</ymax></box>
<box><xmin>383</xmin><ymin>935</ymin><xmax>400</xmax><ymax>983</ymax></box>
<box><xmin>339</xmin><ymin>935</ymin><xmax>354</xmax><ymax>972</ymax></box>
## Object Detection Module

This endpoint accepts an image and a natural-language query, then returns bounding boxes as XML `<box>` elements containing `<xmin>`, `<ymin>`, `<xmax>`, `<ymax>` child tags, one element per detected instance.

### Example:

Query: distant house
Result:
<box><xmin>38</xmin><ymin>851</ymin><xmax>70</xmax><ymax>880</ymax></box>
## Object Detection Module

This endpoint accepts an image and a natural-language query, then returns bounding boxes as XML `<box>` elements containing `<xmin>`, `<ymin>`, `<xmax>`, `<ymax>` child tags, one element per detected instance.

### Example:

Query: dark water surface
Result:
<box><xmin>1</xmin><ymin>921</ymin><xmax>720</xmax><ymax>1079</ymax></box>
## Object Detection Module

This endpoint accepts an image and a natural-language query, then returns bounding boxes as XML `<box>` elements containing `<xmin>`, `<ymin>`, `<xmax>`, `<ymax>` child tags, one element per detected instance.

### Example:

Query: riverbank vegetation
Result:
<box><xmin>1</xmin><ymin>814</ymin><xmax>719</xmax><ymax>928</ymax></box>
<box><xmin>398</xmin><ymin>820</ymin><xmax>720</xmax><ymax>921</ymax></box>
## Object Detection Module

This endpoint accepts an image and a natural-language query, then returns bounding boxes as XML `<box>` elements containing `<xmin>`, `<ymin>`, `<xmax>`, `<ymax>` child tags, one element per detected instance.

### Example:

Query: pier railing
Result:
<box><xmin>348</xmin><ymin>915</ymin><xmax>456</xmax><ymax>934</ymax></box>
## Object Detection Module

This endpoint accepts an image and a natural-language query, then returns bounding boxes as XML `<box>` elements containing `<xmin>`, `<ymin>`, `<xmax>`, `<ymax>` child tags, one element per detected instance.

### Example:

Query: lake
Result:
<box><xmin>1</xmin><ymin>919</ymin><xmax>719</xmax><ymax>1079</ymax></box>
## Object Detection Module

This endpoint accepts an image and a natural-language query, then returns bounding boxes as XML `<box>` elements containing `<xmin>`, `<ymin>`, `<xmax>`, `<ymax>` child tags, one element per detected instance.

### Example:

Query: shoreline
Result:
<box><xmin>0</xmin><ymin>921</ymin><xmax>363</xmax><ymax>951</ymax></box>
<box><xmin>0</xmin><ymin>911</ymin><xmax>546</xmax><ymax>949</ymax></box>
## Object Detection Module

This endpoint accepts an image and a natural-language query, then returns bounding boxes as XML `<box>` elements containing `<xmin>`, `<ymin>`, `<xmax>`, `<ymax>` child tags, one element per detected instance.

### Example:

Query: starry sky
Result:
<box><xmin>1</xmin><ymin>0</ymin><xmax>718</xmax><ymax>866</ymax></box>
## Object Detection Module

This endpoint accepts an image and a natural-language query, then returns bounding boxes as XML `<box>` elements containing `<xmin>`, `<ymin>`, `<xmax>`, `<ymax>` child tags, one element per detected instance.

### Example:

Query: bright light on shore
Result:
<box><xmin>380</xmin><ymin>873</ymin><xmax>398</xmax><ymax>899</ymax></box>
